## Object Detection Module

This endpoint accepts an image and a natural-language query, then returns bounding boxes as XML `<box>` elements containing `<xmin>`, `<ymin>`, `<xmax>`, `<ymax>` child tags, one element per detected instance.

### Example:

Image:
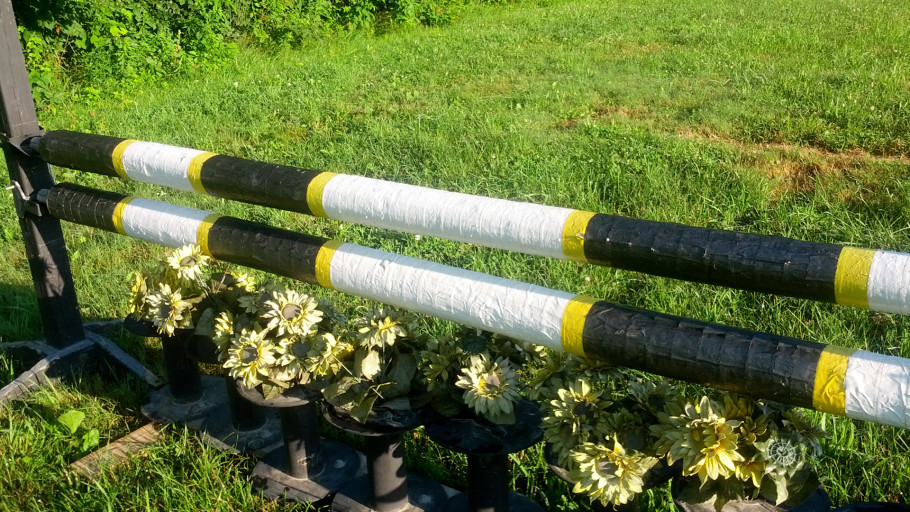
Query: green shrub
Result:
<box><xmin>12</xmin><ymin>0</ymin><xmax>461</xmax><ymax>101</ymax></box>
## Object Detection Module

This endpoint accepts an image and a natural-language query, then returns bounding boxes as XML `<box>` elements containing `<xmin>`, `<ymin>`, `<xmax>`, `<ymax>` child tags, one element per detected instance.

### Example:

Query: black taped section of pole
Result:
<box><xmin>44</xmin><ymin>183</ymin><xmax>123</xmax><ymax>233</ymax></box>
<box><xmin>582</xmin><ymin>214</ymin><xmax>842</xmax><ymax>302</ymax></box>
<box><xmin>200</xmin><ymin>155</ymin><xmax>321</xmax><ymax>215</ymax></box>
<box><xmin>0</xmin><ymin>0</ymin><xmax>83</xmax><ymax>347</ymax></box>
<box><xmin>206</xmin><ymin>216</ymin><xmax>325</xmax><ymax>285</ymax></box>
<box><xmin>35</xmin><ymin>130</ymin><xmax>124</xmax><ymax>178</ymax></box>
<box><xmin>46</xmin><ymin>183</ymin><xmax>840</xmax><ymax>412</ymax></box>
<box><xmin>580</xmin><ymin>302</ymin><xmax>822</xmax><ymax>408</ymax></box>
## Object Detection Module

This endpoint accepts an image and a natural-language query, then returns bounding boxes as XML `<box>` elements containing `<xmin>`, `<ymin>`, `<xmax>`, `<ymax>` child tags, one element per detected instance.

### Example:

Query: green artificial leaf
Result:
<box><xmin>57</xmin><ymin>410</ymin><xmax>85</xmax><ymax>435</ymax></box>
<box><xmin>484</xmin><ymin>408</ymin><xmax>516</xmax><ymax>425</ymax></box>
<box><xmin>195</xmin><ymin>307</ymin><xmax>216</xmax><ymax>337</ymax></box>
<box><xmin>350</xmin><ymin>388</ymin><xmax>381</xmax><ymax>423</ymax></box>
<box><xmin>382</xmin><ymin>396</ymin><xmax>411</xmax><ymax>410</ymax></box>
<box><xmin>81</xmin><ymin>429</ymin><xmax>100</xmax><ymax>452</ymax></box>
<box><xmin>360</xmin><ymin>349</ymin><xmax>382</xmax><ymax>380</ymax></box>
<box><xmin>431</xmin><ymin>394</ymin><xmax>464</xmax><ymax>417</ymax></box>
<box><xmin>261</xmin><ymin>383</ymin><xmax>284</xmax><ymax>400</ymax></box>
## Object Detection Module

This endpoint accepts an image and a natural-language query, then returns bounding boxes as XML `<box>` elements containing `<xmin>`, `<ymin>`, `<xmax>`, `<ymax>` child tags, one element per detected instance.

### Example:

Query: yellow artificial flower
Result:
<box><xmin>570</xmin><ymin>439</ymin><xmax>658</xmax><ymax>507</ymax></box>
<box><xmin>223</xmin><ymin>328</ymin><xmax>278</xmax><ymax>389</ymax></box>
<box><xmin>145</xmin><ymin>283</ymin><xmax>192</xmax><ymax>336</ymax></box>
<box><xmin>455</xmin><ymin>354</ymin><xmax>522</xmax><ymax>424</ymax></box>
<box><xmin>263</xmin><ymin>289</ymin><xmax>323</xmax><ymax>336</ymax></box>
<box><xmin>356</xmin><ymin>308</ymin><xmax>414</xmax><ymax>349</ymax></box>
<box><xmin>167</xmin><ymin>244</ymin><xmax>210</xmax><ymax>283</ymax></box>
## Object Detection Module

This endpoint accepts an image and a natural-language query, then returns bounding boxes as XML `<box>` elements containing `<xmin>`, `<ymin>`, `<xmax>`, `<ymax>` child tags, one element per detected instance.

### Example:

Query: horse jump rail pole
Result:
<box><xmin>32</xmin><ymin>130</ymin><xmax>910</xmax><ymax>316</ymax></box>
<box><xmin>41</xmin><ymin>182</ymin><xmax>910</xmax><ymax>431</ymax></box>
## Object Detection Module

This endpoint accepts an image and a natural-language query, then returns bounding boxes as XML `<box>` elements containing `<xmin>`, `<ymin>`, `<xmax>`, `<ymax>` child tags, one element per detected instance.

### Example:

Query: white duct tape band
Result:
<box><xmin>327</xmin><ymin>243</ymin><xmax>574</xmax><ymax>349</ymax></box>
<box><xmin>121</xmin><ymin>141</ymin><xmax>202</xmax><ymax>193</ymax></box>
<box><xmin>867</xmin><ymin>251</ymin><xmax>910</xmax><ymax>315</ymax></box>
<box><xmin>120</xmin><ymin>198</ymin><xmax>210</xmax><ymax>248</ymax></box>
<box><xmin>844</xmin><ymin>349</ymin><xmax>910</xmax><ymax>429</ymax></box>
<box><xmin>321</xmin><ymin>175</ymin><xmax>574</xmax><ymax>259</ymax></box>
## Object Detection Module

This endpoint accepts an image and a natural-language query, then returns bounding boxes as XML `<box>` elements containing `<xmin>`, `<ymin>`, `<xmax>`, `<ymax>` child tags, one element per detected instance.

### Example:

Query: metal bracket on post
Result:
<box><xmin>6</xmin><ymin>181</ymin><xmax>46</xmax><ymax>217</ymax></box>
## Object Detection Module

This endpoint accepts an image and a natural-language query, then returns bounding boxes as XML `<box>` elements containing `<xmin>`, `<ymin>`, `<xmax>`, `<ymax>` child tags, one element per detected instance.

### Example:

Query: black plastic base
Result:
<box><xmin>141</xmin><ymin>375</ymin><xmax>282</xmax><ymax>455</ymax></box>
<box><xmin>252</xmin><ymin>439</ymin><xmax>360</xmax><ymax>503</ymax></box>
<box><xmin>446</xmin><ymin>491</ymin><xmax>543</xmax><ymax>512</ymax></box>
<box><xmin>199</xmin><ymin>398</ymin><xmax>282</xmax><ymax>455</ymax></box>
<box><xmin>141</xmin><ymin>374</ymin><xmax>224</xmax><ymax>426</ymax></box>
<box><xmin>332</xmin><ymin>472</ymin><xmax>449</xmax><ymax>512</ymax></box>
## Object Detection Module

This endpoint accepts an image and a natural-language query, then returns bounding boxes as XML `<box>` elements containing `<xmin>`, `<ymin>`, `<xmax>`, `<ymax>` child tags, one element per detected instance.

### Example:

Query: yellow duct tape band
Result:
<box><xmin>187</xmin><ymin>152</ymin><xmax>218</xmax><ymax>195</ymax></box>
<box><xmin>560</xmin><ymin>295</ymin><xmax>598</xmax><ymax>356</ymax></box>
<box><xmin>812</xmin><ymin>344</ymin><xmax>856</xmax><ymax>416</ymax></box>
<box><xmin>562</xmin><ymin>210</ymin><xmax>596</xmax><ymax>262</ymax></box>
<box><xmin>112</xmin><ymin>139</ymin><xmax>138</xmax><ymax>180</ymax></box>
<box><xmin>834</xmin><ymin>247</ymin><xmax>875</xmax><ymax>309</ymax></box>
<box><xmin>306</xmin><ymin>172</ymin><xmax>338</xmax><ymax>218</ymax></box>
<box><xmin>111</xmin><ymin>197</ymin><xmax>135</xmax><ymax>235</ymax></box>
<box><xmin>196</xmin><ymin>214</ymin><xmax>222</xmax><ymax>257</ymax></box>
<box><xmin>316</xmin><ymin>239</ymin><xmax>344</xmax><ymax>289</ymax></box>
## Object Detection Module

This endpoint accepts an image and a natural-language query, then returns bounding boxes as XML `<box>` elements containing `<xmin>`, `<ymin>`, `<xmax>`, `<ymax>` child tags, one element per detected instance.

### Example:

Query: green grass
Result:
<box><xmin>2</xmin><ymin>0</ymin><xmax>910</xmax><ymax>508</ymax></box>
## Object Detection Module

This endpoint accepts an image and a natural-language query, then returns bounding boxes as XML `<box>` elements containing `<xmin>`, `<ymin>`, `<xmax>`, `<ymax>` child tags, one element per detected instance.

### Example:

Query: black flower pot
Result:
<box><xmin>325</xmin><ymin>403</ymin><xmax>448</xmax><ymax>512</ymax></box>
<box><xmin>236</xmin><ymin>382</ymin><xmax>361</xmax><ymax>503</ymax></box>
<box><xmin>671</xmin><ymin>477</ymin><xmax>831</xmax><ymax>512</ymax></box>
<box><xmin>421</xmin><ymin>399</ymin><xmax>544</xmax><ymax>512</ymax></box>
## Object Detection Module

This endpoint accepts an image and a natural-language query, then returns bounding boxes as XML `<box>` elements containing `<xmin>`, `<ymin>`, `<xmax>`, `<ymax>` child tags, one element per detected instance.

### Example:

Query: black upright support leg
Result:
<box><xmin>0</xmin><ymin>0</ymin><xmax>83</xmax><ymax>348</ymax></box>
<box><xmin>160</xmin><ymin>333</ymin><xmax>202</xmax><ymax>402</ymax></box>
<box><xmin>467</xmin><ymin>454</ymin><xmax>510</xmax><ymax>512</ymax></box>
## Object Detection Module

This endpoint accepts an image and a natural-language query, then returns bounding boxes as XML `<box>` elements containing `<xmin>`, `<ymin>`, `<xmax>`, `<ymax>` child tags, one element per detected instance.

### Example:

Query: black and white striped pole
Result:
<box><xmin>41</xmin><ymin>182</ymin><xmax>910</xmax><ymax>433</ymax></box>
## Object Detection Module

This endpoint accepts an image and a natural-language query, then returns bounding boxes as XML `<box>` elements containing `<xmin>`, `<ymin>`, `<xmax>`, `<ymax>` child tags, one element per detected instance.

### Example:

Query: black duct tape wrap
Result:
<box><xmin>205</xmin><ymin>216</ymin><xmax>325</xmax><ymax>284</ymax></box>
<box><xmin>581</xmin><ymin>301</ymin><xmax>823</xmax><ymax>408</ymax></box>
<box><xmin>38</xmin><ymin>131</ymin><xmax>125</xmax><ymax>178</ymax></box>
<box><xmin>583</xmin><ymin>215</ymin><xmax>842</xmax><ymax>302</ymax></box>
<box><xmin>199</xmin><ymin>155</ymin><xmax>321</xmax><ymax>215</ymax></box>
<box><xmin>45</xmin><ymin>183</ymin><xmax>124</xmax><ymax>233</ymax></box>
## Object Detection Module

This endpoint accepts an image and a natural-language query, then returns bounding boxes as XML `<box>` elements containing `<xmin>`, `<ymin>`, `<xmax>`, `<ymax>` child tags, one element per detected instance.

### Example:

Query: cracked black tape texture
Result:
<box><xmin>581</xmin><ymin>301</ymin><xmax>823</xmax><ymax>407</ymax></box>
<box><xmin>47</xmin><ymin>183</ymin><xmax>124</xmax><ymax>233</ymax></box>
<box><xmin>583</xmin><ymin>214</ymin><xmax>842</xmax><ymax>302</ymax></box>
<box><xmin>39</xmin><ymin>131</ymin><xmax>125</xmax><ymax>177</ymax></box>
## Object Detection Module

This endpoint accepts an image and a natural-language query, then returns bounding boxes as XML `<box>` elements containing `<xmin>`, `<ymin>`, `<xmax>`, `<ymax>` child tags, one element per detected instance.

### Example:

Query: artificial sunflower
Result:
<box><xmin>145</xmin><ymin>283</ymin><xmax>192</xmax><ymax>335</ymax></box>
<box><xmin>570</xmin><ymin>439</ymin><xmax>658</xmax><ymax>507</ymax></box>
<box><xmin>455</xmin><ymin>354</ymin><xmax>522</xmax><ymax>424</ymax></box>
<box><xmin>263</xmin><ymin>289</ymin><xmax>323</xmax><ymax>336</ymax></box>
<box><xmin>223</xmin><ymin>327</ymin><xmax>279</xmax><ymax>389</ymax></box>
<box><xmin>356</xmin><ymin>308</ymin><xmax>413</xmax><ymax>349</ymax></box>
<box><xmin>167</xmin><ymin>244</ymin><xmax>210</xmax><ymax>283</ymax></box>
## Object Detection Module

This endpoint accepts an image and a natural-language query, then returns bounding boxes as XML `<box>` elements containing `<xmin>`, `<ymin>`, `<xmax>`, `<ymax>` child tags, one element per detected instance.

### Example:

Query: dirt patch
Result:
<box><xmin>675</xmin><ymin>130</ymin><xmax>910</xmax><ymax>196</ymax></box>
<box><xmin>557</xmin><ymin>105</ymin><xmax>649</xmax><ymax>130</ymax></box>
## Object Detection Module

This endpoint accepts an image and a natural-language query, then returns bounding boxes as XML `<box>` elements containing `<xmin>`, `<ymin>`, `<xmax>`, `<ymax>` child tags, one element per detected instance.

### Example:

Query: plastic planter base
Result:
<box><xmin>332</xmin><ymin>473</ymin><xmax>449</xmax><ymax>512</ymax></box>
<box><xmin>196</xmin><ymin>399</ymin><xmax>282</xmax><ymax>455</ymax></box>
<box><xmin>252</xmin><ymin>438</ymin><xmax>360</xmax><ymax>503</ymax></box>
<box><xmin>141</xmin><ymin>374</ymin><xmax>224</xmax><ymax>427</ymax></box>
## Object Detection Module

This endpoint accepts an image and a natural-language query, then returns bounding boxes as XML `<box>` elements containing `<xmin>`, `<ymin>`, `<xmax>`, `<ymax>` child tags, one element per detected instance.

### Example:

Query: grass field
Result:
<box><xmin>2</xmin><ymin>0</ymin><xmax>910</xmax><ymax>509</ymax></box>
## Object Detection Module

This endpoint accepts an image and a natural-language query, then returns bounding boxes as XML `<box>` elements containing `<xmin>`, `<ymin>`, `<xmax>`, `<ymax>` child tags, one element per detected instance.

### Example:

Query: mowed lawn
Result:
<box><xmin>2</xmin><ymin>0</ymin><xmax>909</xmax><ymax>509</ymax></box>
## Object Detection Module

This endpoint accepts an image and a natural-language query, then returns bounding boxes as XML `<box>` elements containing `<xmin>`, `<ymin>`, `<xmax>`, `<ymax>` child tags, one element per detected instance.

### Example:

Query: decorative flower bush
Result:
<box><xmin>652</xmin><ymin>394</ymin><xmax>826</xmax><ymax>511</ymax></box>
<box><xmin>532</xmin><ymin>351</ymin><xmax>679</xmax><ymax>508</ymax></box>
<box><xmin>420</xmin><ymin>328</ymin><xmax>540</xmax><ymax>425</ymax></box>
<box><xmin>128</xmin><ymin>244</ymin><xmax>349</xmax><ymax>400</ymax></box>
<box><xmin>320</xmin><ymin>307</ymin><xmax>426</xmax><ymax>423</ymax></box>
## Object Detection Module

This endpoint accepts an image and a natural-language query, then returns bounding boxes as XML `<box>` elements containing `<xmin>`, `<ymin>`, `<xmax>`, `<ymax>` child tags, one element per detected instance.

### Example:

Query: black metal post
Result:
<box><xmin>363</xmin><ymin>432</ymin><xmax>409</xmax><ymax>512</ymax></box>
<box><xmin>0</xmin><ymin>0</ymin><xmax>83</xmax><ymax>347</ymax></box>
<box><xmin>467</xmin><ymin>454</ymin><xmax>510</xmax><ymax>512</ymax></box>
<box><xmin>223</xmin><ymin>375</ymin><xmax>267</xmax><ymax>431</ymax></box>
<box><xmin>280</xmin><ymin>402</ymin><xmax>324</xmax><ymax>479</ymax></box>
<box><xmin>160</xmin><ymin>332</ymin><xmax>202</xmax><ymax>402</ymax></box>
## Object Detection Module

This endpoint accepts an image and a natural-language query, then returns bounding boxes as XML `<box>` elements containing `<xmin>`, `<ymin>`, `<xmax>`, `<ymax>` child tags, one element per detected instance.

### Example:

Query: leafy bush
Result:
<box><xmin>12</xmin><ymin>0</ymin><xmax>461</xmax><ymax>103</ymax></box>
